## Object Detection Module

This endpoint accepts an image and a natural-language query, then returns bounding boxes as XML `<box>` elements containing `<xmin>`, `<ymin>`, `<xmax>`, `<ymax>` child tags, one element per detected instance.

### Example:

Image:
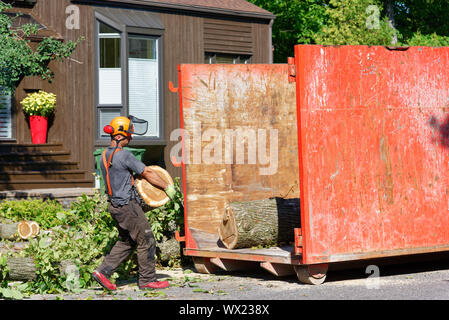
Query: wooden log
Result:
<box><xmin>4</xmin><ymin>257</ymin><xmax>77</xmax><ymax>282</ymax></box>
<box><xmin>17</xmin><ymin>221</ymin><xmax>32</xmax><ymax>239</ymax></box>
<box><xmin>0</xmin><ymin>222</ymin><xmax>19</xmax><ymax>240</ymax></box>
<box><xmin>5</xmin><ymin>257</ymin><xmax>37</xmax><ymax>281</ymax></box>
<box><xmin>28</xmin><ymin>221</ymin><xmax>40</xmax><ymax>238</ymax></box>
<box><xmin>136</xmin><ymin>166</ymin><xmax>174</xmax><ymax>208</ymax></box>
<box><xmin>0</xmin><ymin>221</ymin><xmax>40</xmax><ymax>240</ymax></box>
<box><xmin>218</xmin><ymin>197</ymin><xmax>301</xmax><ymax>249</ymax></box>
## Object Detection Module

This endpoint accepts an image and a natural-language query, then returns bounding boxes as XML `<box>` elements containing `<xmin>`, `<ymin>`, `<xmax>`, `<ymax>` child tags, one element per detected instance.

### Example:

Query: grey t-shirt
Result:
<box><xmin>100</xmin><ymin>147</ymin><xmax>146</xmax><ymax>207</ymax></box>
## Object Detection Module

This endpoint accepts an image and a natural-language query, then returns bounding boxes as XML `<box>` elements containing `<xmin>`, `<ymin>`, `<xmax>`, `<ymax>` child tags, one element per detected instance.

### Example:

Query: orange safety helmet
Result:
<box><xmin>103</xmin><ymin>115</ymin><xmax>148</xmax><ymax>138</ymax></box>
<box><xmin>104</xmin><ymin>116</ymin><xmax>134</xmax><ymax>138</ymax></box>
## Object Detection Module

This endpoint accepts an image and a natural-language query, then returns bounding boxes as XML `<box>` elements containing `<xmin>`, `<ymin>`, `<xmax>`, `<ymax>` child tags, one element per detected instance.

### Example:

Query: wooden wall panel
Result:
<box><xmin>204</xmin><ymin>18</ymin><xmax>253</xmax><ymax>55</ymax></box>
<box><xmin>8</xmin><ymin>2</ymin><xmax>272</xmax><ymax>189</ymax></box>
<box><xmin>26</xmin><ymin>0</ymin><xmax>95</xmax><ymax>182</ymax></box>
<box><xmin>252</xmin><ymin>21</ymin><xmax>271</xmax><ymax>63</ymax></box>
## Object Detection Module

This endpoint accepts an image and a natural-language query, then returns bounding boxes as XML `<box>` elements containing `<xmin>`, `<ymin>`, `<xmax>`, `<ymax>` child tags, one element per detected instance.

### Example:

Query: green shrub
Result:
<box><xmin>146</xmin><ymin>177</ymin><xmax>184</xmax><ymax>242</ymax></box>
<box><xmin>0</xmin><ymin>198</ymin><xmax>65</xmax><ymax>229</ymax></box>
<box><xmin>0</xmin><ymin>179</ymin><xmax>186</xmax><ymax>298</ymax></box>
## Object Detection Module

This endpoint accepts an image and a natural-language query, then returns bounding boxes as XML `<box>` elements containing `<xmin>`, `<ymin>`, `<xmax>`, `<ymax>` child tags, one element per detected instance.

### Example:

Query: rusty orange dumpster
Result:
<box><xmin>174</xmin><ymin>45</ymin><xmax>449</xmax><ymax>284</ymax></box>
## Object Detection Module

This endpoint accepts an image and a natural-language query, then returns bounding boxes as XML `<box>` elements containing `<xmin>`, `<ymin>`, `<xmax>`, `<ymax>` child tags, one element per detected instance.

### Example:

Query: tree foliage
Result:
<box><xmin>248</xmin><ymin>0</ymin><xmax>449</xmax><ymax>63</ymax></box>
<box><xmin>0</xmin><ymin>1</ymin><xmax>82</xmax><ymax>95</ymax></box>
<box><xmin>314</xmin><ymin>0</ymin><xmax>397</xmax><ymax>45</ymax></box>
<box><xmin>248</xmin><ymin>0</ymin><xmax>328</xmax><ymax>63</ymax></box>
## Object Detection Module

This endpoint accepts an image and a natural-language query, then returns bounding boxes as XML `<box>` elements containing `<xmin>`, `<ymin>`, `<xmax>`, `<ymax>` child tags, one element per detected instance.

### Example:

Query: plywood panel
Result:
<box><xmin>180</xmin><ymin>64</ymin><xmax>298</xmax><ymax>235</ymax></box>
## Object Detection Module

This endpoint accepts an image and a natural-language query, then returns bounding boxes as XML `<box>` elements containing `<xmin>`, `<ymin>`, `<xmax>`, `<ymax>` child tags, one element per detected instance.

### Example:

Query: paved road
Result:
<box><xmin>24</xmin><ymin>252</ymin><xmax>449</xmax><ymax>301</ymax></box>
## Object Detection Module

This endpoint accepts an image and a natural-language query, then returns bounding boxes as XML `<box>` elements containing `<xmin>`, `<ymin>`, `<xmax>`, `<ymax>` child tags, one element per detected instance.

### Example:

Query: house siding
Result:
<box><xmin>2</xmin><ymin>0</ymin><xmax>272</xmax><ymax>189</ymax></box>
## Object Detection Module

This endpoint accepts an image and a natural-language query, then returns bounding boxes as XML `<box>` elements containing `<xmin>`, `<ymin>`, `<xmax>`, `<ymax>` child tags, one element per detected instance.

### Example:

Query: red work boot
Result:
<box><xmin>92</xmin><ymin>271</ymin><xmax>117</xmax><ymax>291</ymax></box>
<box><xmin>139</xmin><ymin>280</ymin><xmax>170</xmax><ymax>290</ymax></box>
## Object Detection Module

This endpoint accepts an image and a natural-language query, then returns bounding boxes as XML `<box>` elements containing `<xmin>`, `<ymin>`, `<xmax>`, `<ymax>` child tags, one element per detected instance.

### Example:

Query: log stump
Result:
<box><xmin>0</xmin><ymin>222</ymin><xmax>19</xmax><ymax>240</ymax></box>
<box><xmin>218</xmin><ymin>197</ymin><xmax>300</xmax><ymax>249</ymax></box>
<box><xmin>5</xmin><ymin>257</ymin><xmax>37</xmax><ymax>281</ymax></box>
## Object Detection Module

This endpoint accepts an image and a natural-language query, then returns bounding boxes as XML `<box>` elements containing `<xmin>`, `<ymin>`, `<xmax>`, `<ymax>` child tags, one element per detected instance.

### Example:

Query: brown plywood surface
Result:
<box><xmin>179</xmin><ymin>64</ymin><xmax>298</xmax><ymax>236</ymax></box>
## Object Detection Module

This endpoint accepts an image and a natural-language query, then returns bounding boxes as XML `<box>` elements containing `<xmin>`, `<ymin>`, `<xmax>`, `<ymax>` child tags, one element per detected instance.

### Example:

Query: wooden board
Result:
<box><xmin>179</xmin><ymin>64</ymin><xmax>298</xmax><ymax>240</ymax></box>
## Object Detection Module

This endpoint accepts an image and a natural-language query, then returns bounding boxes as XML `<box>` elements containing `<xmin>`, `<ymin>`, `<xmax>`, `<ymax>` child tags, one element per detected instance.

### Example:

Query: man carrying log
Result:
<box><xmin>92</xmin><ymin>116</ymin><xmax>177</xmax><ymax>291</ymax></box>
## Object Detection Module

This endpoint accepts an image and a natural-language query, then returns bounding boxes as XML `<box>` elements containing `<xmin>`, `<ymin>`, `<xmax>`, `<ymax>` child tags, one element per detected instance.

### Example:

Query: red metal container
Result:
<box><xmin>175</xmin><ymin>45</ymin><xmax>449</xmax><ymax>284</ymax></box>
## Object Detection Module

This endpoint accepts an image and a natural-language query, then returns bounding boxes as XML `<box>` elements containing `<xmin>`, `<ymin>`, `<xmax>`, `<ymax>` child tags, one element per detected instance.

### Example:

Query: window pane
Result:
<box><xmin>100</xmin><ymin>38</ymin><xmax>120</xmax><ymax>68</ymax></box>
<box><xmin>241</xmin><ymin>55</ymin><xmax>252</xmax><ymax>64</ymax></box>
<box><xmin>204</xmin><ymin>53</ymin><xmax>252</xmax><ymax>64</ymax></box>
<box><xmin>98</xmin><ymin>21</ymin><xmax>121</xmax><ymax>105</ymax></box>
<box><xmin>204</xmin><ymin>53</ymin><xmax>213</xmax><ymax>64</ymax></box>
<box><xmin>215</xmin><ymin>54</ymin><xmax>235</xmax><ymax>64</ymax></box>
<box><xmin>128</xmin><ymin>36</ymin><xmax>159</xmax><ymax>137</ymax></box>
<box><xmin>0</xmin><ymin>92</ymin><xmax>12</xmax><ymax>139</ymax></box>
<box><xmin>100</xmin><ymin>22</ymin><xmax>118</xmax><ymax>34</ymax></box>
<box><xmin>99</xmin><ymin>109</ymin><xmax>121</xmax><ymax>137</ymax></box>
<box><xmin>129</xmin><ymin>37</ymin><xmax>157</xmax><ymax>59</ymax></box>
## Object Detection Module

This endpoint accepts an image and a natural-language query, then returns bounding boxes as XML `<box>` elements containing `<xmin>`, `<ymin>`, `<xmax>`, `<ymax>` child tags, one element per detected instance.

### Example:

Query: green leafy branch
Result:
<box><xmin>0</xmin><ymin>1</ymin><xmax>83</xmax><ymax>95</ymax></box>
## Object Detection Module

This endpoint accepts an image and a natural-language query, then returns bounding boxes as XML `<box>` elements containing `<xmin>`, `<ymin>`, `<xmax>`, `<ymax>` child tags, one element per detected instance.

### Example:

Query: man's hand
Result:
<box><xmin>140</xmin><ymin>167</ymin><xmax>177</xmax><ymax>200</ymax></box>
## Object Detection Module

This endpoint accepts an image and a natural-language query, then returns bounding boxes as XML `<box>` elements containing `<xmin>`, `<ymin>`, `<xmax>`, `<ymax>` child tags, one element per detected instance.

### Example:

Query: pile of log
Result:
<box><xmin>2</xmin><ymin>257</ymin><xmax>76</xmax><ymax>281</ymax></box>
<box><xmin>218</xmin><ymin>197</ymin><xmax>301</xmax><ymax>249</ymax></box>
<box><xmin>0</xmin><ymin>221</ymin><xmax>40</xmax><ymax>240</ymax></box>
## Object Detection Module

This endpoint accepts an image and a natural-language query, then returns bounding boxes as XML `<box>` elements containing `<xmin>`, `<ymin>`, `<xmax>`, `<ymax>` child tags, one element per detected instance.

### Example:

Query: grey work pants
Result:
<box><xmin>97</xmin><ymin>199</ymin><xmax>157</xmax><ymax>286</ymax></box>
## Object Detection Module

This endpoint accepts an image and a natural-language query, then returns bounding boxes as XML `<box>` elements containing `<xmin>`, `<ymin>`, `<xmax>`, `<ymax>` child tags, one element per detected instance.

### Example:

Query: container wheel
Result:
<box><xmin>192</xmin><ymin>257</ymin><xmax>218</xmax><ymax>274</ymax></box>
<box><xmin>294</xmin><ymin>264</ymin><xmax>328</xmax><ymax>285</ymax></box>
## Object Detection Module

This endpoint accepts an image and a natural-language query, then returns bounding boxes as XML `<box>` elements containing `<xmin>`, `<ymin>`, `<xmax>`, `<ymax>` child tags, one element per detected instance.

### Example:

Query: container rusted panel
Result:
<box><xmin>178</xmin><ymin>64</ymin><xmax>298</xmax><ymax>249</ymax></box>
<box><xmin>294</xmin><ymin>45</ymin><xmax>449</xmax><ymax>264</ymax></box>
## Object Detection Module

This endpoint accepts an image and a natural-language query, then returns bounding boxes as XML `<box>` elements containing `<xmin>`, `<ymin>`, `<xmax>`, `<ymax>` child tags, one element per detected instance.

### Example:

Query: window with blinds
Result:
<box><xmin>95</xmin><ymin>7</ymin><xmax>164</xmax><ymax>142</ymax></box>
<box><xmin>128</xmin><ymin>36</ymin><xmax>160</xmax><ymax>138</ymax></box>
<box><xmin>0</xmin><ymin>92</ymin><xmax>12</xmax><ymax>139</ymax></box>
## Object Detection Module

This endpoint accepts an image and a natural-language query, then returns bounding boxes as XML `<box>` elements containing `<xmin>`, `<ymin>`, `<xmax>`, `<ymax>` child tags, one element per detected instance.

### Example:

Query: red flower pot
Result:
<box><xmin>29</xmin><ymin>115</ymin><xmax>48</xmax><ymax>144</ymax></box>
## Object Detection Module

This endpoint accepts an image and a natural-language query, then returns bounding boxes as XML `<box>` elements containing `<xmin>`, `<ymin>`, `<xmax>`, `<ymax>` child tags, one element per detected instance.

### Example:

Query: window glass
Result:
<box><xmin>0</xmin><ymin>91</ymin><xmax>12</xmax><ymax>139</ymax></box>
<box><xmin>128</xmin><ymin>36</ymin><xmax>159</xmax><ymax>138</ymax></box>
<box><xmin>98</xmin><ymin>22</ymin><xmax>121</xmax><ymax>105</ymax></box>
<box><xmin>216</xmin><ymin>54</ymin><xmax>235</xmax><ymax>64</ymax></box>
<box><xmin>129</xmin><ymin>37</ymin><xmax>157</xmax><ymax>59</ymax></box>
<box><xmin>99</xmin><ymin>109</ymin><xmax>121</xmax><ymax>137</ymax></box>
<box><xmin>205</xmin><ymin>52</ymin><xmax>252</xmax><ymax>64</ymax></box>
<box><xmin>100</xmin><ymin>38</ymin><xmax>120</xmax><ymax>68</ymax></box>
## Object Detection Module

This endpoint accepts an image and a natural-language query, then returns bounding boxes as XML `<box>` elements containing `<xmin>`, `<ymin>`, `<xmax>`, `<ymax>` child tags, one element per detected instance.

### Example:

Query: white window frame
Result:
<box><xmin>94</xmin><ymin>10</ymin><xmax>165</xmax><ymax>146</ymax></box>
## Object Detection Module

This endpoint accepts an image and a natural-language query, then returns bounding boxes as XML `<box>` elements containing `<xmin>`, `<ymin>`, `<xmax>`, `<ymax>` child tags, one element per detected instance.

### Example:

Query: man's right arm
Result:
<box><xmin>140</xmin><ymin>166</ymin><xmax>169</xmax><ymax>190</ymax></box>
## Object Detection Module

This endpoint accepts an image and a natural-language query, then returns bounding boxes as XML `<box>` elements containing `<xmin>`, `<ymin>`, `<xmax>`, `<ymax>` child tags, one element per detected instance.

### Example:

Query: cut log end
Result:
<box><xmin>217</xmin><ymin>207</ymin><xmax>238</xmax><ymax>249</ymax></box>
<box><xmin>18</xmin><ymin>221</ymin><xmax>32</xmax><ymax>239</ymax></box>
<box><xmin>136</xmin><ymin>166</ymin><xmax>174</xmax><ymax>207</ymax></box>
<box><xmin>0</xmin><ymin>221</ymin><xmax>40</xmax><ymax>240</ymax></box>
<box><xmin>28</xmin><ymin>221</ymin><xmax>40</xmax><ymax>237</ymax></box>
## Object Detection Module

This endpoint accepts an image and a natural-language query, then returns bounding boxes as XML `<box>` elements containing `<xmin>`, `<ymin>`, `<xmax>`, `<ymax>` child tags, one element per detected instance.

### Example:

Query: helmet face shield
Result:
<box><xmin>128</xmin><ymin>115</ymin><xmax>148</xmax><ymax>136</ymax></box>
